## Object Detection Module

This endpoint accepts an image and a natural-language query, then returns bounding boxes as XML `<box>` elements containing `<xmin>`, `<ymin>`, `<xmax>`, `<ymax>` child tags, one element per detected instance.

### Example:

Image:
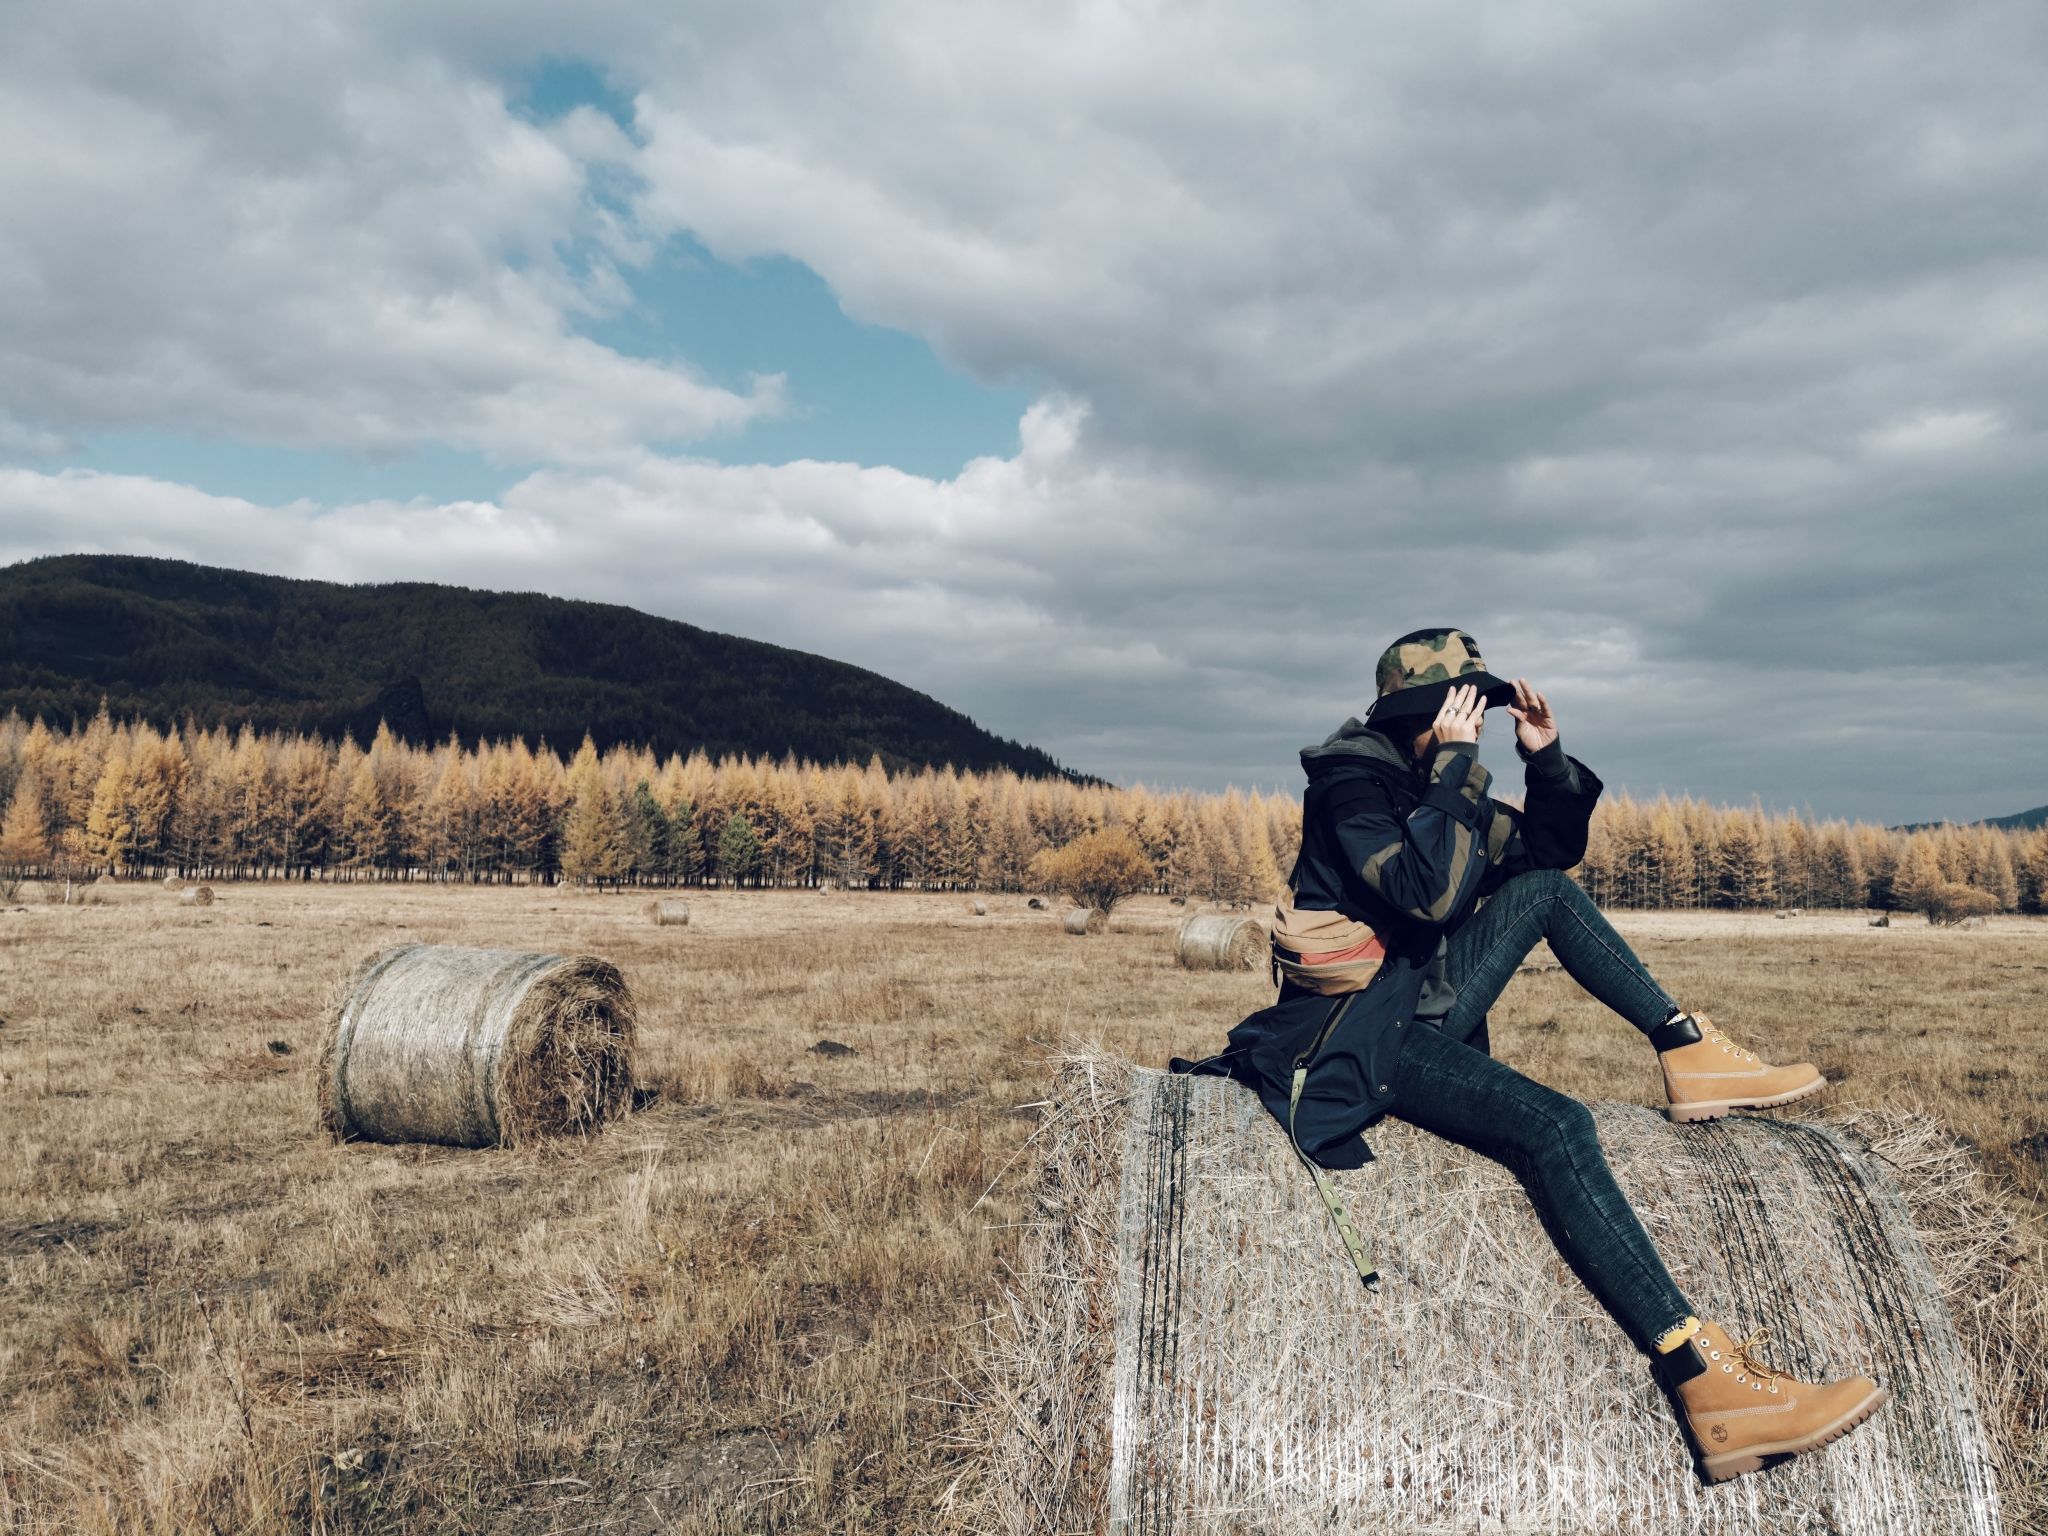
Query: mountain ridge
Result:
<box><xmin>1890</xmin><ymin>805</ymin><xmax>2046</xmax><ymax>833</ymax></box>
<box><xmin>0</xmin><ymin>553</ymin><xmax>1088</xmax><ymax>779</ymax></box>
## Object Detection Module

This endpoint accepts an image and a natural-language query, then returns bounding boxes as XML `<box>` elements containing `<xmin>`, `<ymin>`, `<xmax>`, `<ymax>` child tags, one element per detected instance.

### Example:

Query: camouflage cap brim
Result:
<box><xmin>1366</xmin><ymin>672</ymin><xmax>1516</xmax><ymax>723</ymax></box>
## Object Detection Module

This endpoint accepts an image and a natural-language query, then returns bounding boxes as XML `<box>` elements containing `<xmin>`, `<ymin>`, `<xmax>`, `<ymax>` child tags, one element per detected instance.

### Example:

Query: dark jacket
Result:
<box><xmin>1174</xmin><ymin>717</ymin><xmax>1602</xmax><ymax>1168</ymax></box>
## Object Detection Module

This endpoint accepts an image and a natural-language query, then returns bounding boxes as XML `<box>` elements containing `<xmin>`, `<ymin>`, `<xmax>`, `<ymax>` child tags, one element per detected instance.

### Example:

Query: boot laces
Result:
<box><xmin>1693</xmin><ymin>1014</ymin><xmax>1757</xmax><ymax>1062</ymax></box>
<box><xmin>1728</xmin><ymin>1328</ymin><xmax>1786</xmax><ymax>1389</ymax></box>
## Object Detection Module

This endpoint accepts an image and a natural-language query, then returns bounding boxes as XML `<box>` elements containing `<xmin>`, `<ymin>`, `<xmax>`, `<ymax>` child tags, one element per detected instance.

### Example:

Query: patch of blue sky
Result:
<box><xmin>75</xmin><ymin>433</ymin><xmax>520</xmax><ymax>508</ymax></box>
<box><xmin>517</xmin><ymin>56</ymin><xmax>1036</xmax><ymax>480</ymax></box>
<box><xmin>515</xmin><ymin>56</ymin><xmax>636</xmax><ymax>131</ymax></box>
<box><xmin>585</xmin><ymin>239</ymin><xmax>1034</xmax><ymax>479</ymax></box>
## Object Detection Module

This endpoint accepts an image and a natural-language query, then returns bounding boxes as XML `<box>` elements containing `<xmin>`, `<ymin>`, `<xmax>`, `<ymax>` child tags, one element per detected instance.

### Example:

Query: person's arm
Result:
<box><xmin>1480</xmin><ymin>740</ymin><xmax>1604</xmax><ymax>890</ymax></box>
<box><xmin>1328</xmin><ymin>686</ymin><xmax>1495</xmax><ymax>928</ymax></box>
<box><xmin>1481</xmin><ymin>679</ymin><xmax>1603</xmax><ymax>882</ymax></box>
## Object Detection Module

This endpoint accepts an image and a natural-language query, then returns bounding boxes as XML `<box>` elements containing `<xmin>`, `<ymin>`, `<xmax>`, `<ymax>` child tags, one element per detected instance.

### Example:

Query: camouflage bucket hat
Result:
<box><xmin>1367</xmin><ymin>626</ymin><xmax>1516</xmax><ymax>722</ymax></box>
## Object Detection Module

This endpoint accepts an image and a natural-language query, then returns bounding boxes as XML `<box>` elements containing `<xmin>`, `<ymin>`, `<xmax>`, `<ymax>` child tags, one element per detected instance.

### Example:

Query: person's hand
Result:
<box><xmin>1431</xmin><ymin>682</ymin><xmax>1486</xmax><ymax>744</ymax></box>
<box><xmin>1506</xmin><ymin>677</ymin><xmax>1559</xmax><ymax>754</ymax></box>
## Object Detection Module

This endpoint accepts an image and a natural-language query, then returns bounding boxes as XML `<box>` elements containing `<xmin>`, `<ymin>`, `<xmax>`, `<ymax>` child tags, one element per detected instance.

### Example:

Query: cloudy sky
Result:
<box><xmin>3</xmin><ymin>2</ymin><xmax>2043</xmax><ymax>823</ymax></box>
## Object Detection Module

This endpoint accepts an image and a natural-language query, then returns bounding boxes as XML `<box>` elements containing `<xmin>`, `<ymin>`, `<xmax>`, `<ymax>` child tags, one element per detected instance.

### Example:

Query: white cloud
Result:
<box><xmin>0</xmin><ymin>6</ymin><xmax>777</xmax><ymax>464</ymax></box>
<box><xmin>1862</xmin><ymin>408</ymin><xmax>2003</xmax><ymax>456</ymax></box>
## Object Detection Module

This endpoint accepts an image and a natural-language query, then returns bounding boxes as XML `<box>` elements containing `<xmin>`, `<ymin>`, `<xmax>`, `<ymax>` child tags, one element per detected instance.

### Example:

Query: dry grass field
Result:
<box><xmin>0</xmin><ymin>884</ymin><xmax>2042</xmax><ymax>1533</ymax></box>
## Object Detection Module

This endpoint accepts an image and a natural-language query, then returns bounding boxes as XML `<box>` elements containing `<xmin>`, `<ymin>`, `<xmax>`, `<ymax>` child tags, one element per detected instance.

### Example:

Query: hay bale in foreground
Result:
<box><xmin>180</xmin><ymin>884</ymin><xmax>214</xmax><ymax>906</ymax></box>
<box><xmin>1062</xmin><ymin>907</ymin><xmax>1105</xmax><ymax>936</ymax></box>
<box><xmin>649</xmin><ymin>899</ymin><xmax>690</xmax><ymax>927</ymax></box>
<box><xmin>973</xmin><ymin>1055</ymin><xmax>2040</xmax><ymax>1535</ymax></box>
<box><xmin>318</xmin><ymin>943</ymin><xmax>636</xmax><ymax>1148</ymax></box>
<box><xmin>1174</xmin><ymin>913</ymin><xmax>1264</xmax><ymax>971</ymax></box>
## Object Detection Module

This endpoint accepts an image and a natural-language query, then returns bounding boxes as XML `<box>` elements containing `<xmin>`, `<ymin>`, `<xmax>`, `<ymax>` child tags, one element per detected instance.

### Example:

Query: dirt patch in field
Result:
<box><xmin>663</xmin><ymin>1087</ymin><xmax>974</xmax><ymax>1134</ymax></box>
<box><xmin>0</xmin><ymin>1217</ymin><xmax>118</xmax><ymax>1258</ymax></box>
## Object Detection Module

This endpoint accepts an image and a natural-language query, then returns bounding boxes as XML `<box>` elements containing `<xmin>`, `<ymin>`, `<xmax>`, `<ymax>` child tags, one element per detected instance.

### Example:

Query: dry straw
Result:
<box><xmin>1174</xmin><ymin>913</ymin><xmax>1265</xmax><ymax>971</ymax></box>
<box><xmin>1063</xmin><ymin>907</ymin><xmax>1106</xmax><ymax>936</ymax></box>
<box><xmin>318</xmin><ymin>943</ymin><xmax>637</xmax><ymax>1149</ymax></box>
<box><xmin>179</xmin><ymin>884</ymin><xmax>214</xmax><ymax>906</ymax></box>
<box><xmin>649</xmin><ymin>899</ymin><xmax>691</xmax><ymax>927</ymax></box>
<box><xmin>970</xmin><ymin>1052</ymin><xmax>2043</xmax><ymax>1535</ymax></box>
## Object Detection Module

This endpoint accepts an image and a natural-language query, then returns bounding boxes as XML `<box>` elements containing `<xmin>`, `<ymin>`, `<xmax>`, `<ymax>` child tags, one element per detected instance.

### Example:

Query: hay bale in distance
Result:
<box><xmin>971</xmin><ymin>898</ymin><xmax>989</xmax><ymax>917</ymax></box>
<box><xmin>180</xmin><ymin>884</ymin><xmax>214</xmax><ymax>907</ymax></box>
<box><xmin>1061</xmin><ymin>907</ymin><xmax>1105</xmax><ymax>936</ymax></box>
<box><xmin>1026</xmin><ymin>896</ymin><xmax>1048</xmax><ymax>911</ymax></box>
<box><xmin>1175</xmin><ymin>913</ymin><xmax>1264</xmax><ymax>971</ymax></box>
<box><xmin>649</xmin><ymin>899</ymin><xmax>690</xmax><ymax>927</ymax></box>
<box><xmin>318</xmin><ymin>943</ymin><xmax>636</xmax><ymax>1148</ymax></box>
<box><xmin>162</xmin><ymin>873</ymin><xmax>183</xmax><ymax>889</ymax></box>
<box><xmin>974</xmin><ymin>1055</ymin><xmax>2030</xmax><ymax>1535</ymax></box>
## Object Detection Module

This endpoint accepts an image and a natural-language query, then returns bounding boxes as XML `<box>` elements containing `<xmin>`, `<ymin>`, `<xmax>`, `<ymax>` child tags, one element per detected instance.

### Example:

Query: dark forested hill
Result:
<box><xmin>1892</xmin><ymin>805</ymin><xmax>2047</xmax><ymax>833</ymax></box>
<box><xmin>1979</xmin><ymin>805</ymin><xmax>2048</xmax><ymax>830</ymax></box>
<box><xmin>0</xmin><ymin>554</ymin><xmax>1084</xmax><ymax>777</ymax></box>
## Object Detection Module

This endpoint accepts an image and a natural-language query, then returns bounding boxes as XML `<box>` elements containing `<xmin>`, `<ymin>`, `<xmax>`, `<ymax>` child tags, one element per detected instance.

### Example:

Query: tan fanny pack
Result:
<box><xmin>1270</xmin><ymin>887</ymin><xmax>1386</xmax><ymax>994</ymax></box>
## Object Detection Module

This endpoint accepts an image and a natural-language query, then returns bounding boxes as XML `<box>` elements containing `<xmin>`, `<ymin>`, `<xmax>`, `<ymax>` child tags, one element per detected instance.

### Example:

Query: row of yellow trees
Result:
<box><xmin>0</xmin><ymin>708</ymin><xmax>2041</xmax><ymax>910</ymax></box>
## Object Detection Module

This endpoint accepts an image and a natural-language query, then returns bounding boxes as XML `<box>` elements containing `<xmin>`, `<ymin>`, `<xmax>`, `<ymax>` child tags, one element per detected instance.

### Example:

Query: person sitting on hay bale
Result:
<box><xmin>1173</xmin><ymin>626</ymin><xmax>1886</xmax><ymax>1484</ymax></box>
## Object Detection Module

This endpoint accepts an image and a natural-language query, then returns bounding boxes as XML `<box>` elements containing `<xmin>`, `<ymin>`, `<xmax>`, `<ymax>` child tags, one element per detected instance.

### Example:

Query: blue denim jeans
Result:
<box><xmin>1385</xmin><ymin>868</ymin><xmax>1693</xmax><ymax>1350</ymax></box>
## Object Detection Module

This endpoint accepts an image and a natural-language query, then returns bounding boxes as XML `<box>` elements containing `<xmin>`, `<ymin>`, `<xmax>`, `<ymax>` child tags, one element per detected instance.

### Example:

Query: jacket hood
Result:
<box><xmin>1299</xmin><ymin>716</ymin><xmax>1417</xmax><ymax>781</ymax></box>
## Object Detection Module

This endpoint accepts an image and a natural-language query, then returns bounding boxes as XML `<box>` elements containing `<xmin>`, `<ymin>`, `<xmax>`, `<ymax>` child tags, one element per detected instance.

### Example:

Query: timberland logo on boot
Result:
<box><xmin>1710</xmin><ymin>1424</ymin><xmax>1728</xmax><ymax>1443</ymax></box>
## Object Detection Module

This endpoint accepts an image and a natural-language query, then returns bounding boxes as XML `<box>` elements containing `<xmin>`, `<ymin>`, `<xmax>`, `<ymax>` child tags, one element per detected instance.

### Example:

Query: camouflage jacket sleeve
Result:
<box><xmin>1329</xmin><ymin>741</ymin><xmax>1495</xmax><ymax>928</ymax></box>
<box><xmin>1479</xmin><ymin>738</ymin><xmax>1604</xmax><ymax>892</ymax></box>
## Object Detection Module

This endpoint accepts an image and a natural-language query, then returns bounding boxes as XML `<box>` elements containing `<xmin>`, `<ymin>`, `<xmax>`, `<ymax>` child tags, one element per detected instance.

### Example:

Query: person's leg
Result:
<box><xmin>1440</xmin><ymin>868</ymin><xmax>1677</xmax><ymax>1044</ymax></box>
<box><xmin>1386</xmin><ymin>1012</ymin><xmax>1694</xmax><ymax>1352</ymax></box>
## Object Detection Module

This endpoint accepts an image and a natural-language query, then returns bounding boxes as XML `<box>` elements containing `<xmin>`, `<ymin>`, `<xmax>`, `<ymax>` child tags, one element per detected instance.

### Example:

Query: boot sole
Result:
<box><xmin>1666</xmin><ymin>1075</ymin><xmax>1827</xmax><ymax>1123</ymax></box>
<box><xmin>1700</xmin><ymin>1385</ymin><xmax>1890</xmax><ymax>1482</ymax></box>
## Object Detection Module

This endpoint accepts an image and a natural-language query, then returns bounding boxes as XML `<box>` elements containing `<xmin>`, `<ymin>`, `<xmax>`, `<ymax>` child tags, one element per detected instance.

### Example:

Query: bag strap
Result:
<box><xmin>1285</xmin><ymin>992</ymin><xmax>1380</xmax><ymax>1289</ymax></box>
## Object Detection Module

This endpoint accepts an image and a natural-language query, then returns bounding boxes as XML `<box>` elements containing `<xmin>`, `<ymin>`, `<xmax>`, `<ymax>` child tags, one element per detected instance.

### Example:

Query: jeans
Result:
<box><xmin>1386</xmin><ymin>868</ymin><xmax>1694</xmax><ymax>1351</ymax></box>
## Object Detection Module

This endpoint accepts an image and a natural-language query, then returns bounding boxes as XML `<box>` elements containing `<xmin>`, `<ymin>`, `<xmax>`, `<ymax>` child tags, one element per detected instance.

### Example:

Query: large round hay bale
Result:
<box><xmin>179</xmin><ymin>884</ymin><xmax>214</xmax><ymax>906</ymax></box>
<box><xmin>972</xmin><ymin>1055</ymin><xmax>2038</xmax><ymax>1535</ymax></box>
<box><xmin>1062</xmin><ymin>907</ymin><xmax>1105</xmax><ymax>936</ymax></box>
<box><xmin>1174</xmin><ymin>913</ymin><xmax>1264</xmax><ymax>971</ymax></box>
<box><xmin>162</xmin><ymin>873</ymin><xmax>183</xmax><ymax>890</ymax></box>
<box><xmin>318</xmin><ymin>943</ymin><xmax>636</xmax><ymax>1148</ymax></box>
<box><xmin>649</xmin><ymin>899</ymin><xmax>690</xmax><ymax>927</ymax></box>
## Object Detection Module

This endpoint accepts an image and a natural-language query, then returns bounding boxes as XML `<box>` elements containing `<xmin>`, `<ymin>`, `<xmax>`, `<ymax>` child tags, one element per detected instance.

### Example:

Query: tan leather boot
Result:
<box><xmin>1655</xmin><ymin>1011</ymin><xmax>1825</xmax><ymax>1122</ymax></box>
<box><xmin>1653</xmin><ymin>1319</ymin><xmax>1888</xmax><ymax>1482</ymax></box>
